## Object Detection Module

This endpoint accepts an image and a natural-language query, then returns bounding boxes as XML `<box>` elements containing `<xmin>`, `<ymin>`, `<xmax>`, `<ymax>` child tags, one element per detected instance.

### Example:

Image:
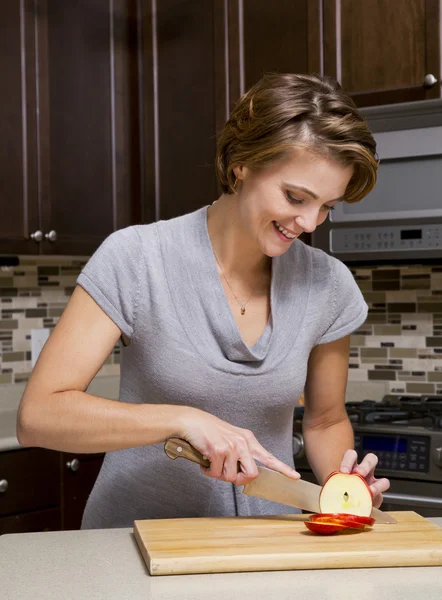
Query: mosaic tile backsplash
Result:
<box><xmin>0</xmin><ymin>256</ymin><xmax>120</xmax><ymax>385</ymax></box>
<box><xmin>1</xmin><ymin>257</ymin><xmax>442</xmax><ymax>396</ymax></box>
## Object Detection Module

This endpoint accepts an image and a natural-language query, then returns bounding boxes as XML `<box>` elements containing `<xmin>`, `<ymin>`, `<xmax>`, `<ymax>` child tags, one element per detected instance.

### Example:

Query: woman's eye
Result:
<box><xmin>324</xmin><ymin>205</ymin><xmax>335</xmax><ymax>212</ymax></box>
<box><xmin>285</xmin><ymin>192</ymin><xmax>303</xmax><ymax>205</ymax></box>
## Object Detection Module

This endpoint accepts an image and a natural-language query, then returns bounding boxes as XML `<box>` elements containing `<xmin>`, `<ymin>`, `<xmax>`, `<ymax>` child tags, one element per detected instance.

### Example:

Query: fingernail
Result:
<box><xmin>341</xmin><ymin>466</ymin><xmax>350</xmax><ymax>473</ymax></box>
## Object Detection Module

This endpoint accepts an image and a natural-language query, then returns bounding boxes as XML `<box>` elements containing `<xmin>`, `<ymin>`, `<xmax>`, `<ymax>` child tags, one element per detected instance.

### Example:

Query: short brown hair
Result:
<box><xmin>216</xmin><ymin>73</ymin><xmax>378</xmax><ymax>203</ymax></box>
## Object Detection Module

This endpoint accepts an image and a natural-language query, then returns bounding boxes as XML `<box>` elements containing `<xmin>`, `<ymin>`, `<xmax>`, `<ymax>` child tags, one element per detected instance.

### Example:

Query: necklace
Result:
<box><xmin>212</xmin><ymin>248</ymin><xmax>267</xmax><ymax>315</ymax></box>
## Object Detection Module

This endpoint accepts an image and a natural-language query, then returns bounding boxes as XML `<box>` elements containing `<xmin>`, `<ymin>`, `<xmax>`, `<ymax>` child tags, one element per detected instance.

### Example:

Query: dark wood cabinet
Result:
<box><xmin>139</xmin><ymin>0</ymin><xmax>322</xmax><ymax>223</ymax></box>
<box><xmin>61</xmin><ymin>452</ymin><xmax>104</xmax><ymax>530</ymax></box>
<box><xmin>323</xmin><ymin>0</ymin><xmax>441</xmax><ymax>107</ymax></box>
<box><xmin>0</xmin><ymin>448</ymin><xmax>103</xmax><ymax>535</ymax></box>
<box><xmin>0</xmin><ymin>0</ymin><xmax>142</xmax><ymax>256</ymax></box>
<box><xmin>0</xmin><ymin>1</ymin><xmax>40</xmax><ymax>255</ymax></box>
<box><xmin>2</xmin><ymin>1</ymin><xmax>442</xmax><ymax>253</ymax></box>
<box><xmin>0</xmin><ymin>508</ymin><xmax>61</xmax><ymax>534</ymax></box>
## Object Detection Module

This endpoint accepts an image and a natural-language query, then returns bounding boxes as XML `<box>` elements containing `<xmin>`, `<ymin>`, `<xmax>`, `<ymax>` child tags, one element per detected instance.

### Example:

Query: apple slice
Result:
<box><xmin>319</xmin><ymin>472</ymin><xmax>373</xmax><ymax>517</ymax></box>
<box><xmin>304</xmin><ymin>521</ymin><xmax>348</xmax><ymax>535</ymax></box>
<box><xmin>310</xmin><ymin>513</ymin><xmax>375</xmax><ymax>527</ymax></box>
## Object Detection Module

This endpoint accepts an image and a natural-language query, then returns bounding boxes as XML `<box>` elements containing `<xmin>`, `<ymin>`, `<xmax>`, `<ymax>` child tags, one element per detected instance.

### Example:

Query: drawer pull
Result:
<box><xmin>0</xmin><ymin>479</ymin><xmax>8</xmax><ymax>493</ymax></box>
<box><xmin>66</xmin><ymin>459</ymin><xmax>80</xmax><ymax>472</ymax></box>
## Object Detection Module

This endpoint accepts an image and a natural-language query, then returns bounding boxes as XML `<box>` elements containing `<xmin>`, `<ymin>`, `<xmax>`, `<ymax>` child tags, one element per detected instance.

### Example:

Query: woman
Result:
<box><xmin>17</xmin><ymin>73</ymin><xmax>390</xmax><ymax>528</ymax></box>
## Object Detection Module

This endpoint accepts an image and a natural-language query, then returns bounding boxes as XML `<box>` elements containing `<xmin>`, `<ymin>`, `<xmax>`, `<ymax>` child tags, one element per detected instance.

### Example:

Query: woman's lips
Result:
<box><xmin>273</xmin><ymin>221</ymin><xmax>299</xmax><ymax>242</ymax></box>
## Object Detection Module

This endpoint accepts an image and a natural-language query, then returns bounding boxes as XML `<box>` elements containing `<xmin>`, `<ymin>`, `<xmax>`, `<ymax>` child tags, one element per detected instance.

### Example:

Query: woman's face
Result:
<box><xmin>234</xmin><ymin>150</ymin><xmax>353</xmax><ymax>257</ymax></box>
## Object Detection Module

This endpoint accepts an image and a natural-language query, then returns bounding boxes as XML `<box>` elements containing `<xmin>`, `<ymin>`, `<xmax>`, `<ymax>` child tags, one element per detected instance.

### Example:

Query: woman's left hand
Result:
<box><xmin>339</xmin><ymin>449</ymin><xmax>390</xmax><ymax>509</ymax></box>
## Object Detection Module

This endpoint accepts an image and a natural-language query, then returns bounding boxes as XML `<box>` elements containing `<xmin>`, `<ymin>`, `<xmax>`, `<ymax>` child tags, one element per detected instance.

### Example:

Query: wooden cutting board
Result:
<box><xmin>133</xmin><ymin>511</ymin><xmax>442</xmax><ymax>576</ymax></box>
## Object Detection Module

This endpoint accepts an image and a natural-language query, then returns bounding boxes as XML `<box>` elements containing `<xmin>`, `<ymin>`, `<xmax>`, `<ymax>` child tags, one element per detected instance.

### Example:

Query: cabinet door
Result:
<box><xmin>61</xmin><ymin>453</ymin><xmax>104</xmax><ymax>530</ymax></box>
<box><xmin>230</xmin><ymin>0</ymin><xmax>321</xmax><ymax>101</ymax></box>
<box><xmin>140</xmin><ymin>0</ymin><xmax>223</xmax><ymax>222</ymax></box>
<box><xmin>324</xmin><ymin>0</ymin><xmax>441</xmax><ymax>107</ymax></box>
<box><xmin>0</xmin><ymin>1</ymin><xmax>40</xmax><ymax>254</ymax></box>
<box><xmin>36</xmin><ymin>0</ymin><xmax>142</xmax><ymax>255</ymax></box>
<box><xmin>0</xmin><ymin>507</ymin><xmax>61</xmax><ymax>535</ymax></box>
<box><xmin>0</xmin><ymin>448</ymin><xmax>60</xmax><ymax>518</ymax></box>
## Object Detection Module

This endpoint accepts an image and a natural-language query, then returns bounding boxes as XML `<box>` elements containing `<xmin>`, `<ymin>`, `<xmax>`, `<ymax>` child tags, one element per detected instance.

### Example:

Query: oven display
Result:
<box><xmin>362</xmin><ymin>435</ymin><xmax>407</xmax><ymax>453</ymax></box>
<box><xmin>354</xmin><ymin>434</ymin><xmax>430</xmax><ymax>473</ymax></box>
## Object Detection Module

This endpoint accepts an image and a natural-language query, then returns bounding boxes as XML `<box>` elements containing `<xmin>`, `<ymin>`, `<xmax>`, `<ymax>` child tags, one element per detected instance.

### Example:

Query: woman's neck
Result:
<box><xmin>207</xmin><ymin>194</ymin><xmax>271</xmax><ymax>279</ymax></box>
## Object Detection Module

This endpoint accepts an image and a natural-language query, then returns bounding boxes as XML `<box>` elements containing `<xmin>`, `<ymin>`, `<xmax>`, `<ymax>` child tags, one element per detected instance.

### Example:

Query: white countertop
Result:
<box><xmin>1</xmin><ymin>519</ymin><xmax>442</xmax><ymax>600</ymax></box>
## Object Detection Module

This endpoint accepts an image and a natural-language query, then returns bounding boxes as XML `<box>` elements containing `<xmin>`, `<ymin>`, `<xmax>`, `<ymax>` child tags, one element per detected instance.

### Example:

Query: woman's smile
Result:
<box><xmin>273</xmin><ymin>220</ymin><xmax>299</xmax><ymax>241</ymax></box>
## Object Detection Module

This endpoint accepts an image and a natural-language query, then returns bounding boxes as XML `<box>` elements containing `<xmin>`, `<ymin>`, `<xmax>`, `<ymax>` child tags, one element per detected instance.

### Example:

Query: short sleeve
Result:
<box><xmin>317</xmin><ymin>257</ymin><xmax>368</xmax><ymax>345</ymax></box>
<box><xmin>76</xmin><ymin>226</ymin><xmax>142</xmax><ymax>340</ymax></box>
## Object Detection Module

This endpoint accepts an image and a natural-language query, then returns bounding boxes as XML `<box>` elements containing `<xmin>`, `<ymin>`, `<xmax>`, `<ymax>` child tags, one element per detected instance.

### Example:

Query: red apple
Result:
<box><xmin>319</xmin><ymin>471</ymin><xmax>373</xmax><ymax>517</ymax></box>
<box><xmin>304</xmin><ymin>521</ymin><xmax>348</xmax><ymax>535</ymax></box>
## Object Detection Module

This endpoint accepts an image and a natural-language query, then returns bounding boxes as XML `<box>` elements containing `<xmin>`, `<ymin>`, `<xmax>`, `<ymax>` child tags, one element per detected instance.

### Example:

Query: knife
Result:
<box><xmin>164</xmin><ymin>437</ymin><xmax>397</xmax><ymax>524</ymax></box>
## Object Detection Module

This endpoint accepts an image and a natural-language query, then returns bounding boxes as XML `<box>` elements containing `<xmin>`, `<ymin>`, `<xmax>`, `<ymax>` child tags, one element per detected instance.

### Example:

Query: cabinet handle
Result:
<box><xmin>423</xmin><ymin>74</ymin><xmax>437</xmax><ymax>88</ymax></box>
<box><xmin>30</xmin><ymin>230</ymin><xmax>43</xmax><ymax>242</ymax></box>
<box><xmin>45</xmin><ymin>230</ymin><xmax>57</xmax><ymax>242</ymax></box>
<box><xmin>0</xmin><ymin>479</ymin><xmax>8</xmax><ymax>493</ymax></box>
<box><xmin>66</xmin><ymin>458</ymin><xmax>80</xmax><ymax>472</ymax></box>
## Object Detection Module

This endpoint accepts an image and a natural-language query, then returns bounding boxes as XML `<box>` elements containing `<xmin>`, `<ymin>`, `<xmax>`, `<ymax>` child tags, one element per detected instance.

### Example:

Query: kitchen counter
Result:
<box><xmin>1</xmin><ymin>519</ymin><xmax>441</xmax><ymax>600</ymax></box>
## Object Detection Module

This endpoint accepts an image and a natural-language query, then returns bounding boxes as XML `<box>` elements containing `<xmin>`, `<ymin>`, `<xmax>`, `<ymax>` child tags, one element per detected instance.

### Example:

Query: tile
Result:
<box><xmin>366</xmin><ymin>335</ymin><xmax>426</xmax><ymax>348</ymax></box>
<box><xmin>372</xmin><ymin>269</ymin><xmax>400</xmax><ymax>280</ymax></box>
<box><xmin>356</xmin><ymin>281</ymin><xmax>372</xmax><ymax>292</ymax></box>
<box><xmin>385</xmin><ymin>291</ymin><xmax>417</xmax><ymax>302</ymax></box>
<box><xmin>418</xmin><ymin>303</ymin><xmax>442</xmax><ymax>313</ymax></box>
<box><xmin>0</xmin><ymin>320</ymin><xmax>18</xmax><ymax>329</ymax></box>
<box><xmin>360</xmin><ymin>348</ymin><xmax>388</xmax><ymax>358</ymax></box>
<box><xmin>373</xmin><ymin>280</ymin><xmax>400</xmax><ymax>291</ymax></box>
<box><xmin>428</xmin><ymin>372</ymin><xmax>442</xmax><ymax>382</ymax></box>
<box><xmin>373</xmin><ymin>325</ymin><xmax>402</xmax><ymax>336</ymax></box>
<box><xmin>37</xmin><ymin>266</ymin><xmax>60</xmax><ymax>276</ymax></box>
<box><xmin>0</xmin><ymin>277</ymin><xmax>14</xmax><ymax>287</ymax></box>
<box><xmin>349</xmin><ymin>335</ymin><xmax>366</xmax><ymax>346</ymax></box>
<box><xmin>386</xmin><ymin>303</ymin><xmax>416</xmax><ymax>313</ymax></box>
<box><xmin>368</xmin><ymin>370</ymin><xmax>397</xmax><ymax>381</ymax></box>
<box><xmin>14</xmin><ymin>372</ymin><xmax>32</xmax><ymax>383</ymax></box>
<box><xmin>365</xmin><ymin>313</ymin><xmax>387</xmax><ymax>324</ymax></box>
<box><xmin>25</xmin><ymin>308</ymin><xmax>47</xmax><ymax>318</ymax></box>
<box><xmin>405</xmin><ymin>382</ymin><xmax>435</xmax><ymax>394</ymax></box>
<box><xmin>389</xmin><ymin>348</ymin><xmax>417</xmax><ymax>359</ymax></box>
<box><xmin>402</xmin><ymin>279</ymin><xmax>431</xmax><ymax>290</ymax></box>
<box><xmin>2</xmin><ymin>351</ymin><xmax>25</xmax><ymax>362</ymax></box>
<box><xmin>362</xmin><ymin>292</ymin><xmax>386</xmax><ymax>304</ymax></box>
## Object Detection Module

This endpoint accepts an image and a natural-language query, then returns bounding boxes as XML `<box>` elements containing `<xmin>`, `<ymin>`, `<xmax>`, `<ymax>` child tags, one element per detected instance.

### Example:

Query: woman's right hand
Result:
<box><xmin>175</xmin><ymin>408</ymin><xmax>300</xmax><ymax>486</ymax></box>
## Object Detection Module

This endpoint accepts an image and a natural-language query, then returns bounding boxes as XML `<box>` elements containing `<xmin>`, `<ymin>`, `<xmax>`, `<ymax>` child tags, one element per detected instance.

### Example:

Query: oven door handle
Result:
<box><xmin>383</xmin><ymin>492</ymin><xmax>442</xmax><ymax>508</ymax></box>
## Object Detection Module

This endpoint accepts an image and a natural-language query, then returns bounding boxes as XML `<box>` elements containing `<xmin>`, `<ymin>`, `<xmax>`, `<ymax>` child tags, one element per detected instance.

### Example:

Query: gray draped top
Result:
<box><xmin>77</xmin><ymin>206</ymin><xmax>367</xmax><ymax>528</ymax></box>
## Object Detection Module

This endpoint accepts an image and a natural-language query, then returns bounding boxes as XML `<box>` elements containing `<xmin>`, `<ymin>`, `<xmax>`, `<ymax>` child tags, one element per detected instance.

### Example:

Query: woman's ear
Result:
<box><xmin>233</xmin><ymin>165</ymin><xmax>246</xmax><ymax>180</ymax></box>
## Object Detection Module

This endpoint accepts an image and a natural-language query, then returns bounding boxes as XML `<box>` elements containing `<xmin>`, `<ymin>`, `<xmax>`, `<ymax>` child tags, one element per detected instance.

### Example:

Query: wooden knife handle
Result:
<box><xmin>164</xmin><ymin>437</ymin><xmax>211</xmax><ymax>468</ymax></box>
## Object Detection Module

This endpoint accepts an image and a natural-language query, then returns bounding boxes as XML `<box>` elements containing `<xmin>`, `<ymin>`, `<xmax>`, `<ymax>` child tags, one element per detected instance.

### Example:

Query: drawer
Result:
<box><xmin>0</xmin><ymin>448</ymin><xmax>60</xmax><ymax>517</ymax></box>
<box><xmin>0</xmin><ymin>507</ymin><xmax>61</xmax><ymax>535</ymax></box>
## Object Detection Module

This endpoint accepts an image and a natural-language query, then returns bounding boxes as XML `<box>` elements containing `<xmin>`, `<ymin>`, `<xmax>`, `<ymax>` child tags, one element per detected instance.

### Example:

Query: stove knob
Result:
<box><xmin>433</xmin><ymin>447</ymin><xmax>442</xmax><ymax>468</ymax></box>
<box><xmin>292</xmin><ymin>433</ymin><xmax>304</xmax><ymax>458</ymax></box>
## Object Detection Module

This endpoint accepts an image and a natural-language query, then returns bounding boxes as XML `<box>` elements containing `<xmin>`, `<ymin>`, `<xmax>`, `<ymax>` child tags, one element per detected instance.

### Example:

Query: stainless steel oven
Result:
<box><xmin>311</xmin><ymin>99</ymin><xmax>442</xmax><ymax>263</ymax></box>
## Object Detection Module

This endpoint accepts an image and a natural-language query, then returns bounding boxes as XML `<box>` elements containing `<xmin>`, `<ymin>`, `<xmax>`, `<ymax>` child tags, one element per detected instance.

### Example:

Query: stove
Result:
<box><xmin>293</xmin><ymin>395</ymin><xmax>442</xmax><ymax>517</ymax></box>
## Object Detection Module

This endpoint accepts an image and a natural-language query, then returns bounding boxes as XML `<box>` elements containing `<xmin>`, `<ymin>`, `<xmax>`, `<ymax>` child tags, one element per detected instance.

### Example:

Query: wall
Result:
<box><xmin>1</xmin><ymin>257</ymin><xmax>442</xmax><ymax>399</ymax></box>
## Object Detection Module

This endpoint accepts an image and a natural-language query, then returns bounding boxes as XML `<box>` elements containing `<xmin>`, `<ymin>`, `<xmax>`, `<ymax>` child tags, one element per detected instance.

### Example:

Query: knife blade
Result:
<box><xmin>164</xmin><ymin>437</ymin><xmax>397</xmax><ymax>524</ymax></box>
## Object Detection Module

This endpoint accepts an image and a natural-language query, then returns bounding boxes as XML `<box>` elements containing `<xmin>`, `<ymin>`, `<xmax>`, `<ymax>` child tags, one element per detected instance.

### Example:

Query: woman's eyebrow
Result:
<box><xmin>282</xmin><ymin>182</ymin><xmax>345</xmax><ymax>203</ymax></box>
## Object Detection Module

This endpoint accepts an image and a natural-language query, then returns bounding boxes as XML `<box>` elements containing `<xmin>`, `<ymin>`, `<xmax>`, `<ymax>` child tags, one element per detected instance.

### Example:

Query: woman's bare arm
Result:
<box><xmin>17</xmin><ymin>285</ymin><xmax>193</xmax><ymax>453</ymax></box>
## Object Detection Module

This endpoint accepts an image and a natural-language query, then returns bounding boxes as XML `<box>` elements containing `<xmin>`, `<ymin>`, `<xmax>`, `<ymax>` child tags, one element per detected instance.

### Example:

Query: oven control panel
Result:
<box><xmin>330</xmin><ymin>224</ymin><xmax>442</xmax><ymax>254</ymax></box>
<box><xmin>354</xmin><ymin>433</ymin><xmax>430</xmax><ymax>473</ymax></box>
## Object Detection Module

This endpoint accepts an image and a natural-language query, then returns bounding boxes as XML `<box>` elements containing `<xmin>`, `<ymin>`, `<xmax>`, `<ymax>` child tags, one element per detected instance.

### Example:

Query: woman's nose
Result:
<box><xmin>295</xmin><ymin>210</ymin><xmax>319</xmax><ymax>234</ymax></box>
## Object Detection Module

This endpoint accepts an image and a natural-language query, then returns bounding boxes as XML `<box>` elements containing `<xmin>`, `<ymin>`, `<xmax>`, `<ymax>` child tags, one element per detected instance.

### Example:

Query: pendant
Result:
<box><xmin>241</xmin><ymin>305</ymin><xmax>246</xmax><ymax>315</ymax></box>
